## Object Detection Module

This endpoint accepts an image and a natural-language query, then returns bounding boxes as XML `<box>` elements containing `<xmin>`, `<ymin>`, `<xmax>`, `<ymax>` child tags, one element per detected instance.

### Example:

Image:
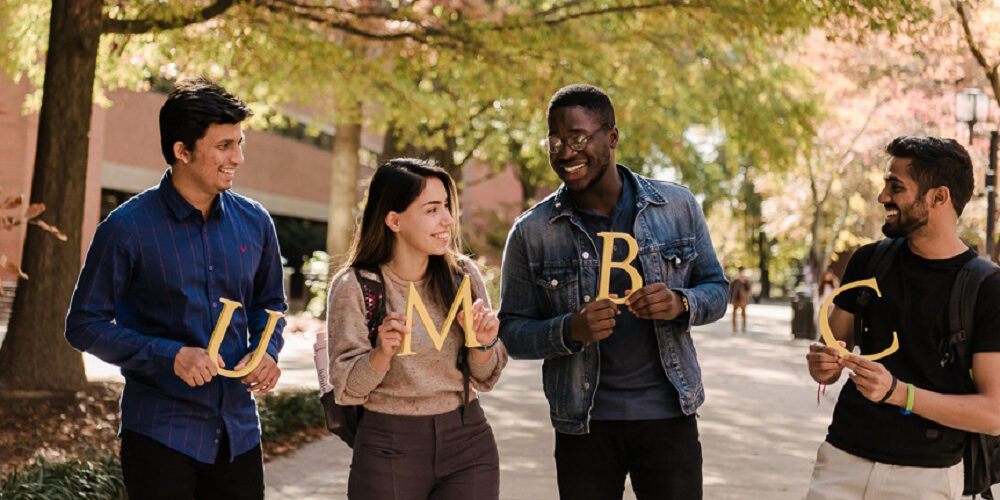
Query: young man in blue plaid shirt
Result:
<box><xmin>66</xmin><ymin>78</ymin><xmax>286</xmax><ymax>500</ymax></box>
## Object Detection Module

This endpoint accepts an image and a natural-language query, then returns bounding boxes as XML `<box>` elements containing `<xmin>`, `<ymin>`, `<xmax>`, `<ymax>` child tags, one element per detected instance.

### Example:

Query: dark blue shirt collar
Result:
<box><xmin>158</xmin><ymin>168</ymin><xmax>226</xmax><ymax>222</ymax></box>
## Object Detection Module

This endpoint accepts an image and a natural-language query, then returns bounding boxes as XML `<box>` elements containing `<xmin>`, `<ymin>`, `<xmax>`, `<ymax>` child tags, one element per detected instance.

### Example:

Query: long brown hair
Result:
<box><xmin>345</xmin><ymin>158</ymin><xmax>464</xmax><ymax>306</ymax></box>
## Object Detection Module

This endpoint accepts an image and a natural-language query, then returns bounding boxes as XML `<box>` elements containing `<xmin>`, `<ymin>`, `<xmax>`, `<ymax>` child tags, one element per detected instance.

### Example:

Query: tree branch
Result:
<box><xmin>104</xmin><ymin>0</ymin><xmax>239</xmax><ymax>34</ymax></box>
<box><xmin>539</xmin><ymin>0</ymin><xmax>706</xmax><ymax>26</ymax></box>
<box><xmin>954</xmin><ymin>0</ymin><xmax>992</xmax><ymax>76</ymax></box>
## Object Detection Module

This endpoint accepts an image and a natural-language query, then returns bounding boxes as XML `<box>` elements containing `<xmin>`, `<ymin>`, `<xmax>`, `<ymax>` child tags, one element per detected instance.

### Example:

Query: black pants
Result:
<box><xmin>348</xmin><ymin>399</ymin><xmax>500</xmax><ymax>500</ymax></box>
<box><xmin>119</xmin><ymin>429</ymin><xmax>264</xmax><ymax>500</ymax></box>
<box><xmin>555</xmin><ymin>415</ymin><xmax>703</xmax><ymax>500</ymax></box>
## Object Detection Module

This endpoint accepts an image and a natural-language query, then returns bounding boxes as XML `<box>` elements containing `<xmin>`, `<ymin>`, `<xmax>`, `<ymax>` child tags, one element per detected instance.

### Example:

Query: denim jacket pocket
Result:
<box><xmin>660</xmin><ymin>240</ymin><xmax>698</xmax><ymax>288</ymax></box>
<box><xmin>535</xmin><ymin>267</ymin><xmax>580</xmax><ymax>313</ymax></box>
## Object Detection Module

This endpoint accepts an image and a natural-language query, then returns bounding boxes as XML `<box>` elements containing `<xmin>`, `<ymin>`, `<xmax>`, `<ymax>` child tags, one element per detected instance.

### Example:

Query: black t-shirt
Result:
<box><xmin>827</xmin><ymin>241</ymin><xmax>1000</xmax><ymax>467</ymax></box>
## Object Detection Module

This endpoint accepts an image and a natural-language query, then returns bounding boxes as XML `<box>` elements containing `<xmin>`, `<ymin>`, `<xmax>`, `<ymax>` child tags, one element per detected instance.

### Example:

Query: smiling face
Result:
<box><xmin>547</xmin><ymin>106</ymin><xmax>618</xmax><ymax>193</ymax></box>
<box><xmin>878</xmin><ymin>157</ymin><xmax>930</xmax><ymax>238</ymax></box>
<box><xmin>173</xmin><ymin>122</ymin><xmax>245</xmax><ymax>199</ymax></box>
<box><xmin>388</xmin><ymin>176</ymin><xmax>454</xmax><ymax>259</ymax></box>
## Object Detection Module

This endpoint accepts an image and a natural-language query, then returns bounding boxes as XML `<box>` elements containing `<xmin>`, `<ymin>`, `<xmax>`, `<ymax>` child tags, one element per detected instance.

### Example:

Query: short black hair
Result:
<box><xmin>885</xmin><ymin>136</ymin><xmax>974</xmax><ymax>216</ymax></box>
<box><xmin>547</xmin><ymin>84</ymin><xmax>615</xmax><ymax>127</ymax></box>
<box><xmin>159</xmin><ymin>77</ymin><xmax>252</xmax><ymax>165</ymax></box>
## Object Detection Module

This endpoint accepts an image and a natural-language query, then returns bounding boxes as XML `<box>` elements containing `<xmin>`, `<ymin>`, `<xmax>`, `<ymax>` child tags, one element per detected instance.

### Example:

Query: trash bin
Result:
<box><xmin>791</xmin><ymin>291</ymin><xmax>816</xmax><ymax>339</ymax></box>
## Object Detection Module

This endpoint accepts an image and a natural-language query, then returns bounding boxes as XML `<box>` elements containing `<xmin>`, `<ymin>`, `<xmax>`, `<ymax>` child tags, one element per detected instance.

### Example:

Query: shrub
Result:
<box><xmin>0</xmin><ymin>456</ymin><xmax>125</xmax><ymax>500</ymax></box>
<box><xmin>258</xmin><ymin>389</ymin><xmax>326</xmax><ymax>445</ymax></box>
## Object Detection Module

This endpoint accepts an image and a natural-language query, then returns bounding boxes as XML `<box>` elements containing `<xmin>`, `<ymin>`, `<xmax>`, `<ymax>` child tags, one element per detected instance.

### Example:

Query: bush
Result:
<box><xmin>258</xmin><ymin>390</ymin><xmax>326</xmax><ymax>446</ymax></box>
<box><xmin>0</xmin><ymin>456</ymin><xmax>125</xmax><ymax>500</ymax></box>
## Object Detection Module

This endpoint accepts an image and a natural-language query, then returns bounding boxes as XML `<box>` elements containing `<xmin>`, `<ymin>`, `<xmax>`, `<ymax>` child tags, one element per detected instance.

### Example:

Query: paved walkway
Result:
<box><xmin>82</xmin><ymin>304</ymin><xmax>844</xmax><ymax>499</ymax></box>
<box><xmin>258</xmin><ymin>304</ymin><xmax>846</xmax><ymax>500</ymax></box>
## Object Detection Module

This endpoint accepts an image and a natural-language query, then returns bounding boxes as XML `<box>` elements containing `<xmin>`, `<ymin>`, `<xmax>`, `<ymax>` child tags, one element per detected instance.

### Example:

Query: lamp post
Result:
<box><xmin>955</xmin><ymin>88</ymin><xmax>994</xmax><ymax>258</ymax></box>
<box><xmin>956</xmin><ymin>88</ymin><xmax>989</xmax><ymax>143</ymax></box>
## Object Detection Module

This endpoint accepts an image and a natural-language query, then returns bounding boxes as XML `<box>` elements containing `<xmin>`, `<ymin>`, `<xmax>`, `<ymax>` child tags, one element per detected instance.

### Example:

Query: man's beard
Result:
<box><xmin>881</xmin><ymin>202</ymin><xmax>929</xmax><ymax>238</ymax></box>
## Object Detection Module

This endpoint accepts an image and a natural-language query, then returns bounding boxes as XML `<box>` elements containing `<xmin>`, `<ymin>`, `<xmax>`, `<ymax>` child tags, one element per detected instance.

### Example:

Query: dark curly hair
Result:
<box><xmin>885</xmin><ymin>136</ymin><xmax>974</xmax><ymax>216</ymax></box>
<box><xmin>547</xmin><ymin>84</ymin><xmax>615</xmax><ymax>127</ymax></box>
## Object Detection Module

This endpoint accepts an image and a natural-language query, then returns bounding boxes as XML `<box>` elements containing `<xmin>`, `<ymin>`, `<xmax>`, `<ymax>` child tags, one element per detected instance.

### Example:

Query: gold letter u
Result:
<box><xmin>206</xmin><ymin>298</ymin><xmax>284</xmax><ymax>378</ymax></box>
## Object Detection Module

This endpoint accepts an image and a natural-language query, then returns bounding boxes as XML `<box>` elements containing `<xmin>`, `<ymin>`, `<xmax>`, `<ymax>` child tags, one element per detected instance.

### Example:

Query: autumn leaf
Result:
<box><xmin>30</xmin><ymin>219</ymin><xmax>68</xmax><ymax>242</ymax></box>
<box><xmin>1</xmin><ymin>194</ymin><xmax>23</xmax><ymax>210</ymax></box>
<box><xmin>23</xmin><ymin>203</ymin><xmax>45</xmax><ymax>221</ymax></box>
<box><xmin>0</xmin><ymin>254</ymin><xmax>29</xmax><ymax>280</ymax></box>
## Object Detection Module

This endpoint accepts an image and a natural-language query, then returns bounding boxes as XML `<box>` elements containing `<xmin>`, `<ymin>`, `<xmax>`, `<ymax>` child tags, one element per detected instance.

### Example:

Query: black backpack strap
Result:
<box><xmin>353</xmin><ymin>265</ymin><xmax>387</xmax><ymax>348</ymax></box>
<box><xmin>854</xmin><ymin>238</ymin><xmax>905</xmax><ymax>346</ymax></box>
<box><xmin>945</xmin><ymin>256</ymin><xmax>999</xmax><ymax>377</ymax></box>
<box><xmin>453</xmin><ymin>261</ymin><xmax>473</xmax><ymax>425</ymax></box>
<box><xmin>945</xmin><ymin>256</ymin><xmax>999</xmax><ymax>499</ymax></box>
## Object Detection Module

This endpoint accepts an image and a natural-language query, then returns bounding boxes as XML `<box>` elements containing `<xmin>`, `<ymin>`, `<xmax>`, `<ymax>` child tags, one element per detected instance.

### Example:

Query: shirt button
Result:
<box><xmin>216</xmin><ymin>429</ymin><xmax>222</xmax><ymax>434</ymax></box>
<box><xmin>583</xmin><ymin>382</ymin><xmax>591</xmax><ymax>390</ymax></box>
<box><xmin>214</xmin><ymin>439</ymin><xmax>219</xmax><ymax>444</ymax></box>
<box><xmin>582</xmin><ymin>252</ymin><xmax>590</xmax><ymax>259</ymax></box>
<box><xmin>550</xmin><ymin>279</ymin><xmax>559</xmax><ymax>287</ymax></box>
<box><xmin>583</xmin><ymin>295</ymin><xmax>591</xmax><ymax>302</ymax></box>
<box><xmin>209</xmin><ymin>265</ymin><xmax>214</xmax><ymax>271</ymax></box>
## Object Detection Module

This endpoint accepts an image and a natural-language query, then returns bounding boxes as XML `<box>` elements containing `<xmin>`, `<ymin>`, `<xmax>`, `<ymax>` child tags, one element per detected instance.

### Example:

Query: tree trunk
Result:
<box><xmin>327</xmin><ymin>120</ymin><xmax>362</xmax><ymax>267</ymax></box>
<box><xmin>0</xmin><ymin>0</ymin><xmax>102</xmax><ymax>392</ymax></box>
<box><xmin>756</xmin><ymin>229</ymin><xmax>770</xmax><ymax>298</ymax></box>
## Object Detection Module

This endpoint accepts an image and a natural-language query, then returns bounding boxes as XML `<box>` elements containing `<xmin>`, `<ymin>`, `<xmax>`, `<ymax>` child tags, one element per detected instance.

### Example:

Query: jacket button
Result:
<box><xmin>582</xmin><ymin>252</ymin><xmax>590</xmax><ymax>259</ymax></box>
<box><xmin>583</xmin><ymin>382</ymin><xmax>591</xmax><ymax>390</ymax></box>
<box><xmin>583</xmin><ymin>295</ymin><xmax>591</xmax><ymax>302</ymax></box>
<box><xmin>550</xmin><ymin>279</ymin><xmax>559</xmax><ymax>287</ymax></box>
<box><xmin>555</xmin><ymin>202</ymin><xmax>561</xmax><ymax>208</ymax></box>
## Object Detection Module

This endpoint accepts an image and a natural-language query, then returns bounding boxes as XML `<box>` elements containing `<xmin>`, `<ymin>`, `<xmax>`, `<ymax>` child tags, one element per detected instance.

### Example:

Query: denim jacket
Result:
<box><xmin>498</xmin><ymin>166</ymin><xmax>729</xmax><ymax>434</ymax></box>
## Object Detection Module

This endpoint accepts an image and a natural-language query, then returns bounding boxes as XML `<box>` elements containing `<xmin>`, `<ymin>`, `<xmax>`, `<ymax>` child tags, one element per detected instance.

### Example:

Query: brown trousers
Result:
<box><xmin>348</xmin><ymin>399</ymin><xmax>500</xmax><ymax>500</ymax></box>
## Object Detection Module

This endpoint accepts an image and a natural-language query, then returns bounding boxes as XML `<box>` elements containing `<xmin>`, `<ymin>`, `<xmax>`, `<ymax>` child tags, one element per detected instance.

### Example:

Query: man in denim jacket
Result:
<box><xmin>498</xmin><ymin>84</ymin><xmax>728</xmax><ymax>500</ymax></box>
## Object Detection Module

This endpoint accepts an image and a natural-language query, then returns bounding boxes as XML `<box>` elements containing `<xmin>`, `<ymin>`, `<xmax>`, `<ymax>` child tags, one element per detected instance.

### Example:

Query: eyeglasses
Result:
<box><xmin>544</xmin><ymin>124</ymin><xmax>612</xmax><ymax>155</ymax></box>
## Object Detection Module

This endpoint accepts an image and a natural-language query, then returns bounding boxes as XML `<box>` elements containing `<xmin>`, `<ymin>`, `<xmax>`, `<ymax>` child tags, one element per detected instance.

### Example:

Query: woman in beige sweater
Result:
<box><xmin>327</xmin><ymin>158</ymin><xmax>507</xmax><ymax>499</ymax></box>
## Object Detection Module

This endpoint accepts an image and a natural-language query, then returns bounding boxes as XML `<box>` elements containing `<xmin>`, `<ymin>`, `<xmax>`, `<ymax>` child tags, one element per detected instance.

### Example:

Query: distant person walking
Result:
<box><xmin>729</xmin><ymin>267</ymin><xmax>752</xmax><ymax>334</ymax></box>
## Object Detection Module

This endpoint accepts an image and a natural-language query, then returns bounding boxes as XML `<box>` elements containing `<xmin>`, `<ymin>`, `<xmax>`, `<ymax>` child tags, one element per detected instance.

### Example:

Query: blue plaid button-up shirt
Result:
<box><xmin>66</xmin><ymin>169</ymin><xmax>286</xmax><ymax>464</ymax></box>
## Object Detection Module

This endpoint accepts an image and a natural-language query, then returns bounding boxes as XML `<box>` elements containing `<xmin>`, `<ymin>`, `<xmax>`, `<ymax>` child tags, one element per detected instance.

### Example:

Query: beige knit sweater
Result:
<box><xmin>327</xmin><ymin>257</ymin><xmax>507</xmax><ymax>415</ymax></box>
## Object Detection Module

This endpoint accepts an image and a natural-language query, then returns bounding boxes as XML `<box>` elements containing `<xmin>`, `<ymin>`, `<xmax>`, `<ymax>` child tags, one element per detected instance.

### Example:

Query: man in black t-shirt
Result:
<box><xmin>805</xmin><ymin>136</ymin><xmax>1000</xmax><ymax>499</ymax></box>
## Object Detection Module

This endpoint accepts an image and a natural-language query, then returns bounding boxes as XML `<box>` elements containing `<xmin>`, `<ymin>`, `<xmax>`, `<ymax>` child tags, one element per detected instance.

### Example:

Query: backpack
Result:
<box><xmin>855</xmin><ymin>238</ymin><xmax>1000</xmax><ymax>499</ymax></box>
<box><xmin>314</xmin><ymin>265</ymin><xmax>472</xmax><ymax>448</ymax></box>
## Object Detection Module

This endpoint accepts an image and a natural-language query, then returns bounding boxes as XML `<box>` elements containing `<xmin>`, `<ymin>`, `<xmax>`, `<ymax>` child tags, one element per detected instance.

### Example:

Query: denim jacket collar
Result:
<box><xmin>548</xmin><ymin>164</ymin><xmax>667</xmax><ymax>224</ymax></box>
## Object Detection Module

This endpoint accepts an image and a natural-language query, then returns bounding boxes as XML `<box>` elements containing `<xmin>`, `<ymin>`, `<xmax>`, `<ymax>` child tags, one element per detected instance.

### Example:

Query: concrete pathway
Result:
<box><xmin>259</xmin><ymin>304</ymin><xmax>847</xmax><ymax>500</ymax></box>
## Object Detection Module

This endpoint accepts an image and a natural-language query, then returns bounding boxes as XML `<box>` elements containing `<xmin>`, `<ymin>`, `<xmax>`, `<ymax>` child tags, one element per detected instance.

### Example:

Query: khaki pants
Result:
<box><xmin>806</xmin><ymin>441</ymin><xmax>964</xmax><ymax>500</ymax></box>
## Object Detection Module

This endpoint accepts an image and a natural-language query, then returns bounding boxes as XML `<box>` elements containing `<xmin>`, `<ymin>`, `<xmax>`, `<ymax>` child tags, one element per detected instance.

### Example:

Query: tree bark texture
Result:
<box><xmin>0</xmin><ymin>0</ymin><xmax>103</xmax><ymax>391</ymax></box>
<box><xmin>327</xmin><ymin>121</ymin><xmax>362</xmax><ymax>266</ymax></box>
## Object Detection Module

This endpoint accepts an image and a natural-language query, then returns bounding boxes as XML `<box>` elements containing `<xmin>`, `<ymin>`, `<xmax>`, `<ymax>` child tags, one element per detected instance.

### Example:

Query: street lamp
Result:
<box><xmin>956</xmin><ymin>88</ymin><xmax>990</xmax><ymax>144</ymax></box>
<box><xmin>956</xmin><ymin>88</ymin><xmax>997</xmax><ymax>260</ymax></box>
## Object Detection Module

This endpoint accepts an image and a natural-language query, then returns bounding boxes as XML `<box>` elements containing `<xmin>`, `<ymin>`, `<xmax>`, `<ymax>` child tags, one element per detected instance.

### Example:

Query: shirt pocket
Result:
<box><xmin>660</xmin><ymin>239</ymin><xmax>698</xmax><ymax>288</ymax></box>
<box><xmin>535</xmin><ymin>266</ymin><xmax>580</xmax><ymax>313</ymax></box>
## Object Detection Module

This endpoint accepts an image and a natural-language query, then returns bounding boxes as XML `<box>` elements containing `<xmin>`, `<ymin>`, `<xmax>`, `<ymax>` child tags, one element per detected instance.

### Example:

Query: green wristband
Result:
<box><xmin>900</xmin><ymin>383</ymin><xmax>914</xmax><ymax>415</ymax></box>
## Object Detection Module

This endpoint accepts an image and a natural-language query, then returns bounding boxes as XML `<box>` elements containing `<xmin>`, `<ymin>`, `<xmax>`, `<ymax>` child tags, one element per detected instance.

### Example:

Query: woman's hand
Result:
<box><xmin>460</xmin><ymin>299</ymin><xmax>500</xmax><ymax>364</ymax></box>
<box><xmin>370</xmin><ymin>313</ymin><xmax>407</xmax><ymax>372</ymax></box>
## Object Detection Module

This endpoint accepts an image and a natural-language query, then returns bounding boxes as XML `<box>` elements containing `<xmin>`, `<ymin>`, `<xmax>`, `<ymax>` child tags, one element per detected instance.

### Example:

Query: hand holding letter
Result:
<box><xmin>174</xmin><ymin>346</ymin><xmax>224</xmax><ymax>387</ymax></box>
